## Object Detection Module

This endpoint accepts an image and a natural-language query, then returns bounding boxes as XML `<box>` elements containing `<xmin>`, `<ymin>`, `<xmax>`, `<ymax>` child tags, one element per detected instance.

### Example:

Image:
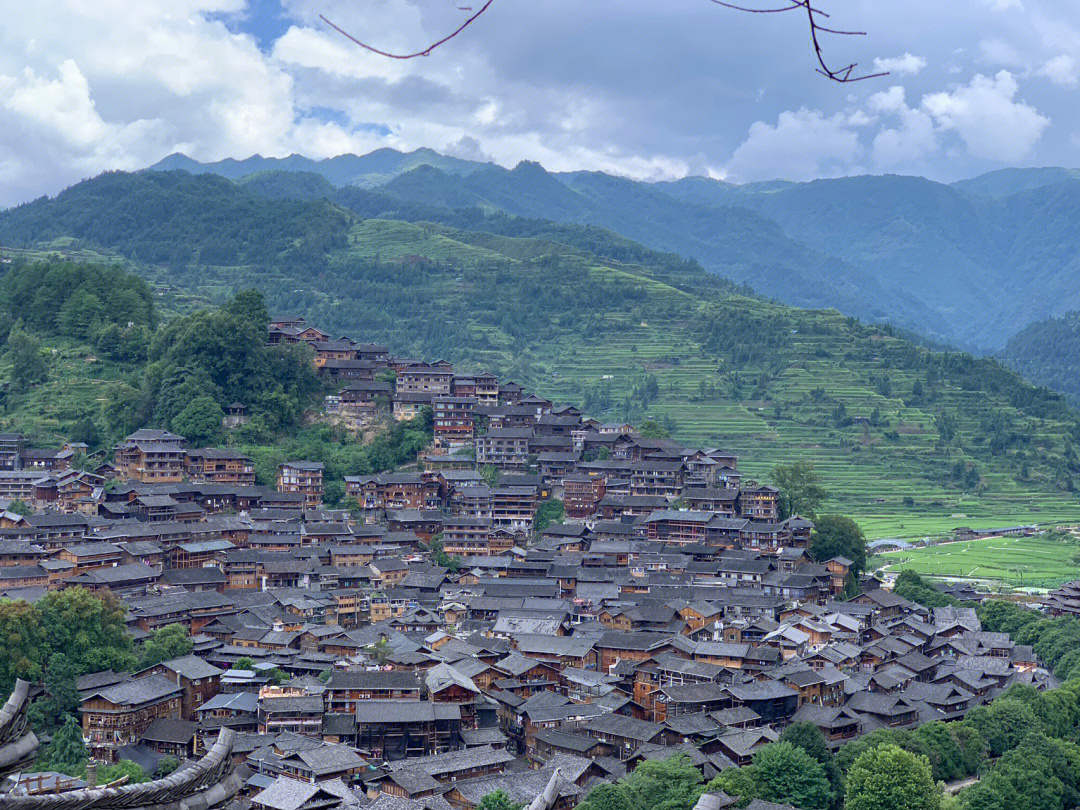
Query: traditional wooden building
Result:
<box><xmin>276</xmin><ymin>461</ymin><xmax>324</xmax><ymax>508</ymax></box>
<box><xmin>113</xmin><ymin>430</ymin><xmax>187</xmax><ymax>483</ymax></box>
<box><xmin>186</xmin><ymin>448</ymin><xmax>256</xmax><ymax>486</ymax></box>
<box><xmin>80</xmin><ymin>674</ymin><xmax>183</xmax><ymax>761</ymax></box>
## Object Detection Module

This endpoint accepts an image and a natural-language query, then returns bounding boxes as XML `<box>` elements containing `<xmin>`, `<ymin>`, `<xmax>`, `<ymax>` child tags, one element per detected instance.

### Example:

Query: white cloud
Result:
<box><xmin>725</xmin><ymin>108</ymin><xmax>863</xmax><ymax>182</ymax></box>
<box><xmin>923</xmin><ymin>71</ymin><xmax>1049</xmax><ymax>161</ymax></box>
<box><xmin>977</xmin><ymin>37</ymin><xmax>1026</xmax><ymax>67</ymax></box>
<box><xmin>4</xmin><ymin>0</ymin><xmax>1080</xmax><ymax>205</ymax></box>
<box><xmin>872</xmin><ymin>53</ymin><xmax>928</xmax><ymax>77</ymax></box>
<box><xmin>0</xmin><ymin>60</ymin><xmax>174</xmax><ymax>198</ymax></box>
<box><xmin>867</xmin><ymin>86</ymin><xmax>939</xmax><ymax>167</ymax></box>
<box><xmin>1037</xmin><ymin>55</ymin><xmax>1079</xmax><ymax>86</ymax></box>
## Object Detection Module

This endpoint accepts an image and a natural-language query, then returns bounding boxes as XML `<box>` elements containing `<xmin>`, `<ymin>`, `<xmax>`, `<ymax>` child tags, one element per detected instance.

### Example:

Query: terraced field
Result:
<box><xmin>874</xmin><ymin>534</ymin><xmax>1079</xmax><ymax>589</ymax></box>
<box><xmin>7</xmin><ymin>184</ymin><xmax>1080</xmax><ymax>541</ymax></box>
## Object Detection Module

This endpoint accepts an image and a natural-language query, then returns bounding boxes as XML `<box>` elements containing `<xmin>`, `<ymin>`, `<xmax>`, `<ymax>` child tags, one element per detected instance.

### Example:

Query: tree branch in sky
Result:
<box><xmin>321</xmin><ymin>0</ymin><xmax>887</xmax><ymax>83</ymax></box>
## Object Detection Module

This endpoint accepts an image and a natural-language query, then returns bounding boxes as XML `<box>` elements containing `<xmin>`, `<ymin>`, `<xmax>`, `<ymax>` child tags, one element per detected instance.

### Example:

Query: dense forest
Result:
<box><xmin>1002</xmin><ymin>312</ymin><xmax>1080</xmax><ymax>405</ymax></box>
<box><xmin>0</xmin><ymin>171</ymin><xmax>349</xmax><ymax>269</ymax></box>
<box><xmin>0</xmin><ymin>260</ymin><xmax>321</xmax><ymax>450</ymax></box>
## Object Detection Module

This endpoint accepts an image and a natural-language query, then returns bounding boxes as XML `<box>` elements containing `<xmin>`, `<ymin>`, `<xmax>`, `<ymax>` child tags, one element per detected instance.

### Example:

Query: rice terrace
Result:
<box><xmin>874</xmin><ymin>530</ymin><xmax>1080</xmax><ymax>590</ymax></box>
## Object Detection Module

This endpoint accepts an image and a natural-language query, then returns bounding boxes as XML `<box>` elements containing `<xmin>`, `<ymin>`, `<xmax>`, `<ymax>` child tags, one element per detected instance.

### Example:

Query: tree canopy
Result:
<box><xmin>809</xmin><ymin>514</ymin><xmax>868</xmax><ymax>580</ymax></box>
<box><xmin>138</xmin><ymin>624</ymin><xmax>193</xmax><ymax>670</ymax></box>
<box><xmin>772</xmin><ymin>460</ymin><xmax>828</xmax><ymax>519</ymax></box>
<box><xmin>845</xmin><ymin>744</ymin><xmax>940</xmax><ymax>810</ymax></box>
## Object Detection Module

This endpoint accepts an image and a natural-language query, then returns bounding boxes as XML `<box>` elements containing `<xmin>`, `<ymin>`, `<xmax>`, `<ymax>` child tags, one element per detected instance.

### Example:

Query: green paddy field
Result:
<box><xmin>874</xmin><ymin>533</ymin><xmax>1079</xmax><ymax>589</ymax></box>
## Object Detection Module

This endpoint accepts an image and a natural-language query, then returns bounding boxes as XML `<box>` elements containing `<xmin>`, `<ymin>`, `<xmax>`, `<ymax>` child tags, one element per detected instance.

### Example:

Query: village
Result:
<box><xmin>0</xmin><ymin>314</ymin><xmax>1071</xmax><ymax>810</ymax></box>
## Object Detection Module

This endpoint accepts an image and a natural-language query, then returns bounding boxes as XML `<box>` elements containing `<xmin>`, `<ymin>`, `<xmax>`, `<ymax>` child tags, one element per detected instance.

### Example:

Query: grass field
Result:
<box><xmin>874</xmin><ymin>534</ymin><xmax>1079</xmax><ymax>589</ymax></box>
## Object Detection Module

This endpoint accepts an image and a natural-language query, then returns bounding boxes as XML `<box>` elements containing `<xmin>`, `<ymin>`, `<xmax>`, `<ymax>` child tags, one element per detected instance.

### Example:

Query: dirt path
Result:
<box><xmin>944</xmin><ymin>776</ymin><xmax>980</xmax><ymax>794</ymax></box>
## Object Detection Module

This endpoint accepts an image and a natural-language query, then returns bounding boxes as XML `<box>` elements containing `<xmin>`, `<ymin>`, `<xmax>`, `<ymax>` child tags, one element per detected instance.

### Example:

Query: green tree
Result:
<box><xmin>69</xmin><ymin>416</ymin><xmax>101</xmax><ymax>449</ymax></box>
<box><xmin>845</xmin><ymin>744</ymin><xmax>940</xmax><ymax>810</ymax></box>
<box><xmin>224</xmin><ymin>288</ymin><xmax>269</xmax><ymax>328</ymax></box>
<box><xmin>997</xmin><ymin>683</ymin><xmax>1079</xmax><ymax>741</ymax></box>
<box><xmin>233</xmin><ymin>657</ymin><xmax>255</xmax><ymax>671</ymax></box>
<box><xmin>771</xmin><ymin>460</ymin><xmax>828</xmax><ymax>519</ymax></box>
<box><xmin>620</xmin><ymin>754</ymin><xmax>703</xmax><ymax>810</ymax></box>
<box><xmin>57</xmin><ymin>289</ymin><xmax>105</xmax><ymax>339</ymax></box>
<box><xmin>575</xmin><ymin>783</ymin><xmax>634</xmax><ymax>810</ymax></box>
<box><xmin>780</xmin><ymin>722</ymin><xmax>843</xmax><ymax>807</ymax></box>
<box><xmin>893</xmin><ymin>570</ymin><xmax>960</xmax><ymax>609</ymax></box>
<box><xmin>38</xmin><ymin>588</ymin><xmax>135</xmax><ymax>675</ymax></box>
<box><xmin>42</xmin><ymin>652</ymin><xmax>82</xmax><ymax>718</ymax></box>
<box><xmin>171</xmin><ymin>395</ymin><xmax>224</xmax><ymax>446</ymax></box>
<box><xmin>155</xmin><ymin>756</ymin><xmax>181</xmax><ymax>777</ymax></box>
<box><xmin>705</xmin><ymin>767</ymin><xmax>758</xmax><ymax>808</ymax></box>
<box><xmin>0</xmin><ymin>598</ymin><xmax>46</xmax><ymax>692</ymax></box>
<box><xmin>963</xmin><ymin>732</ymin><xmax>1080</xmax><ymax>810</ymax></box>
<box><xmin>46</xmin><ymin>715</ymin><xmax>88</xmax><ymax>777</ymax></box>
<box><xmin>534</xmin><ymin>499</ymin><xmax>565</xmax><ymax>534</ymax></box>
<box><xmin>7</xmin><ymin>321</ymin><xmax>48</xmax><ymax>389</ymax></box>
<box><xmin>7</xmin><ymin>499</ymin><xmax>33</xmax><ymax>516</ymax></box>
<box><xmin>964</xmin><ymin>698</ymin><xmax>1040</xmax><ymax>757</ymax></box>
<box><xmin>751</xmin><ymin>741</ymin><xmax>833</xmax><ymax>810</ymax></box>
<box><xmin>479</xmin><ymin>465</ymin><xmax>501</xmax><ymax>487</ymax></box>
<box><xmin>476</xmin><ymin>790</ymin><xmax>524</xmax><ymax>810</ymax></box>
<box><xmin>809</xmin><ymin>514</ymin><xmax>868</xmax><ymax>578</ymax></box>
<box><xmin>637</xmin><ymin>419</ymin><xmax>670</xmax><ymax>439</ymax></box>
<box><xmin>324</xmin><ymin>479</ymin><xmax>345</xmax><ymax>507</ymax></box>
<box><xmin>98</xmin><ymin>759</ymin><xmax>151</xmax><ymax>784</ymax></box>
<box><xmin>138</xmin><ymin>624</ymin><xmax>192</xmax><ymax>670</ymax></box>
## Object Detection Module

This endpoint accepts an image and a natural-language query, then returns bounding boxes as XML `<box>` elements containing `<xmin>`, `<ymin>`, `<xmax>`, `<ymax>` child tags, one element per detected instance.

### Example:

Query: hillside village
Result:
<box><xmin>0</xmin><ymin>312</ymin><xmax>1073</xmax><ymax>810</ymax></box>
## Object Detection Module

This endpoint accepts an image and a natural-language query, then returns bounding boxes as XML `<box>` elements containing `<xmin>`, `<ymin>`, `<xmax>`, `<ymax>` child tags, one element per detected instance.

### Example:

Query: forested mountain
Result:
<box><xmin>950</xmin><ymin>167</ymin><xmax>1080</xmax><ymax>198</ymax></box>
<box><xmin>2</xmin><ymin>169</ymin><xmax>1080</xmax><ymax>536</ymax></box>
<box><xmin>377</xmin><ymin>164</ymin><xmax>1080</xmax><ymax>351</ymax></box>
<box><xmin>0</xmin><ymin>171</ymin><xmax>348</xmax><ymax>268</ymax></box>
<box><xmin>374</xmin><ymin>164</ymin><xmax>942</xmax><ymax>336</ymax></box>
<box><xmin>133</xmin><ymin>150</ymin><xmax>1080</xmax><ymax>354</ymax></box>
<box><xmin>1003</xmin><ymin>313</ymin><xmax>1080</xmax><ymax>405</ymax></box>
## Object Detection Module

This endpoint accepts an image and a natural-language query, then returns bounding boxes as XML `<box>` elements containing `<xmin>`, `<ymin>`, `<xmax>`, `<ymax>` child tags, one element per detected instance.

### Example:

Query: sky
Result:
<box><xmin>2</xmin><ymin>0</ymin><xmax>1080</xmax><ymax>206</ymax></box>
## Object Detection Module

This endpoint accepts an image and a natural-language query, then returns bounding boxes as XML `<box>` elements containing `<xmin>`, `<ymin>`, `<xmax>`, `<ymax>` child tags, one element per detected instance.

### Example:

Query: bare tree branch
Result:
<box><xmin>321</xmin><ymin>0</ymin><xmax>886</xmax><ymax>82</ymax></box>
<box><xmin>319</xmin><ymin>0</ymin><xmax>494</xmax><ymax>60</ymax></box>
<box><xmin>708</xmin><ymin>0</ymin><xmax>886</xmax><ymax>82</ymax></box>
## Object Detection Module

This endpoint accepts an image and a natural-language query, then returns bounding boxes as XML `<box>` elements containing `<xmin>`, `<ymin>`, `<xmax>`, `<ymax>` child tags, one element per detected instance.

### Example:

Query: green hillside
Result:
<box><xmin>130</xmin><ymin>151</ymin><xmax>1080</xmax><ymax>358</ymax></box>
<box><xmin>1002</xmin><ymin>312</ymin><xmax>1080</xmax><ymax>405</ymax></box>
<box><xmin>378</xmin><ymin>163</ymin><xmax>1080</xmax><ymax>351</ymax></box>
<box><xmin>3</xmin><ymin>171</ymin><xmax>1080</xmax><ymax>539</ymax></box>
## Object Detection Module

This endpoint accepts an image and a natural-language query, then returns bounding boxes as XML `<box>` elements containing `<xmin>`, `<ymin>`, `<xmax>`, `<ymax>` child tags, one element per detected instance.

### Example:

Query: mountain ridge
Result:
<box><xmin>127</xmin><ymin>149</ymin><xmax>1080</xmax><ymax>353</ymax></box>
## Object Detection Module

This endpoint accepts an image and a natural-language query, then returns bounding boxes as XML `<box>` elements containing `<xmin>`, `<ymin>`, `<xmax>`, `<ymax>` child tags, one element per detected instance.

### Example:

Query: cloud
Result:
<box><xmin>873</xmin><ymin>53</ymin><xmax>928</xmax><ymax>77</ymax></box>
<box><xmin>726</xmin><ymin>108</ymin><xmax>863</xmax><ymax>182</ymax></box>
<box><xmin>923</xmin><ymin>71</ymin><xmax>1049</xmax><ymax>161</ymax></box>
<box><xmin>1037</xmin><ymin>55</ymin><xmax>1079</xmax><ymax>86</ymax></box>
<box><xmin>867</xmin><ymin>86</ymin><xmax>938</xmax><ymax>167</ymax></box>
<box><xmin>4</xmin><ymin>0</ymin><xmax>1080</xmax><ymax>205</ymax></box>
<box><xmin>0</xmin><ymin>60</ymin><xmax>174</xmax><ymax>202</ymax></box>
<box><xmin>977</xmin><ymin>37</ymin><xmax>1026</xmax><ymax>67</ymax></box>
<box><xmin>444</xmin><ymin>135</ymin><xmax>492</xmax><ymax>163</ymax></box>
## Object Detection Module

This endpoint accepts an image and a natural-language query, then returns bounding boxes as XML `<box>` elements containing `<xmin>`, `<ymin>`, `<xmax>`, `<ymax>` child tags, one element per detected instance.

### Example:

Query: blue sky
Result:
<box><xmin>1</xmin><ymin>0</ymin><xmax>1079</xmax><ymax>206</ymax></box>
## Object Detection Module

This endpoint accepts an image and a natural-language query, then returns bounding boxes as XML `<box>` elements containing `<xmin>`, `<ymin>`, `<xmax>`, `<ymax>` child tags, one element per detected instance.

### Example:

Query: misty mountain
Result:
<box><xmin>149</xmin><ymin>147</ymin><xmax>489</xmax><ymax>189</ymax></box>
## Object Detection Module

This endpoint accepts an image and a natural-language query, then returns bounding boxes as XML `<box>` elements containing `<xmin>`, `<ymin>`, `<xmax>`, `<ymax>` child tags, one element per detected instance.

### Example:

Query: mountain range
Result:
<box><xmin>3</xmin><ymin>166</ymin><xmax>1080</xmax><ymax>536</ymax></box>
<box><xmin>150</xmin><ymin>150</ymin><xmax>1080</xmax><ymax>353</ymax></box>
